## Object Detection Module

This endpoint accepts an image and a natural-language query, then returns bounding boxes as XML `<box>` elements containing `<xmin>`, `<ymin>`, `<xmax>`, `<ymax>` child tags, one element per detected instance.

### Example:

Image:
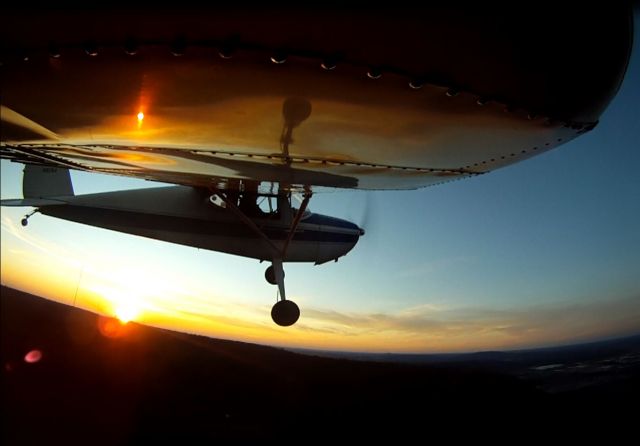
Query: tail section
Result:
<box><xmin>23</xmin><ymin>165</ymin><xmax>74</xmax><ymax>199</ymax></box>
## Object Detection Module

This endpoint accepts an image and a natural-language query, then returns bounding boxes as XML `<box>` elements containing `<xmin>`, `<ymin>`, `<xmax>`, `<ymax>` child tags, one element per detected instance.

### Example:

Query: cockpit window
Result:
<box><xmin>258</xmin><ymin>196</ymin><xmax>277</xmax><ymax>214</ymax></box>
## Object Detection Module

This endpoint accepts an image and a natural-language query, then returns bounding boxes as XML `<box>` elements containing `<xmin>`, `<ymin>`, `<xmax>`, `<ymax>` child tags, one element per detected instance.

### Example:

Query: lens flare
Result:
<box><xmin>137</xmin><ymin>111</ymin><xmax>144</xmax><ymax>122</ymax></box>
<box><xmin>24</xmin><ymin>349</ymin><xmax>42</xmax><ymax>363</ymax></box>
<box><xmin>98</xmin><ymin>316</ymin><xmax>123</xmax><ymax>338</ymax></box>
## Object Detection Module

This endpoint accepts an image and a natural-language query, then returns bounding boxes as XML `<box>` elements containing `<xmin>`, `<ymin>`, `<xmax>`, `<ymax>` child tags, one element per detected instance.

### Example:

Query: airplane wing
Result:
<box><xmin>1</xmin><ymin>5</ymin><xmax>633</xmax><ymax>192</ymax></box>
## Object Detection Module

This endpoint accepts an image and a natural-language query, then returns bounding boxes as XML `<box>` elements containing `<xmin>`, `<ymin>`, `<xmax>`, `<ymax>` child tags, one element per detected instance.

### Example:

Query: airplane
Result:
<box><xmin>1</xmin><ymin>5</ymin><xmax>634</xmax><ymax>326</ymax></box>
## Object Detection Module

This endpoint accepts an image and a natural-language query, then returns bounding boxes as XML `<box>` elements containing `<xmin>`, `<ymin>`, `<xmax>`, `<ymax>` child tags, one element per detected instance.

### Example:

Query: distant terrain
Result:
<box><xmin>293</xmin><ymin>334</ymin><xmax>640</xmax><ymax>395</ymax></box>
<box><xmin>2</xmin><ymin>286</ymin><xmax>638</xmax><ymax>443</ymax></box>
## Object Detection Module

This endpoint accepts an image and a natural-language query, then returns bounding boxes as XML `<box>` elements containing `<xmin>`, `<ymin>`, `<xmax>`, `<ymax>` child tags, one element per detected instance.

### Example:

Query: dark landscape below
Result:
<box><xmin>2</xmin><ymin>286</ymin><xmax>638</xmax><ymax>443</ymax></box>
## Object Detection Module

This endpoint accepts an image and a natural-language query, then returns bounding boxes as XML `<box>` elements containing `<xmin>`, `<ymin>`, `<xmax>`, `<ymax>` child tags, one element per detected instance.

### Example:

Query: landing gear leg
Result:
<box><xmin>270</xmin><ymin>258</ymin><xmax>300</xmax><ymax>327</ymax></box>
<box><xmin>213</xmin><ymin>186</ymin><xmax>307</xmax><ymax>327</ymax></box>
<box><xmin>21</xmin><ymin>209</ymin><xmax>39</xmax><ymax>227</ymax></box>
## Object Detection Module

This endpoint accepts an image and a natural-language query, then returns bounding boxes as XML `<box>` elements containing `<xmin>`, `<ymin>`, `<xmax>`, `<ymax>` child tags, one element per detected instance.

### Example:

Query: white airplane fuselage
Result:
<box><xmin>35</xmin><ymin>186</ymin><xmax>362</xmax><ymax>264</ymax></box>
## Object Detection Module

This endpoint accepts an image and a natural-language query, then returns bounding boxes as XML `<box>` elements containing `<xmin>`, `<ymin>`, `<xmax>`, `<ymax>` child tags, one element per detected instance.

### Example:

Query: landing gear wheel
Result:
<box><xmin>271</xmin><ymin>300</ymin><xmax>300</xmax><ymax>326</ymax></box>
<box><xmin>21</xmin><ymin>218</ymin><xmax>28</xmax><ymax>227</ymax></box>
<box><xmin>265</xmin><ymin>266</ymin><xmax>284</xmax><ymax>285</ymax></box>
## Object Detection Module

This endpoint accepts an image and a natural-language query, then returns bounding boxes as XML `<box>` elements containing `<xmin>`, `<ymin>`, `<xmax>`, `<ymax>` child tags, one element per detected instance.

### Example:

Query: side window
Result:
<box><xmin>258</xmin><ymin>196</ymin><xmax>276</xmax><ymax>215</ymax></box>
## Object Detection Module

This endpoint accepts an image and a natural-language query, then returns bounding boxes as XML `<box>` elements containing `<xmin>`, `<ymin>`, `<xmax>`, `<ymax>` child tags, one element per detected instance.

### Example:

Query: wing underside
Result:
<box><xmin>0</xmin><ymin>6</ymin><xmax>632</xmax><ymax>192</ymax></box>
<box><xmin>0</xmin><ymin>60</ymin><xmax>586</xmax><ymax>192</ymax></box>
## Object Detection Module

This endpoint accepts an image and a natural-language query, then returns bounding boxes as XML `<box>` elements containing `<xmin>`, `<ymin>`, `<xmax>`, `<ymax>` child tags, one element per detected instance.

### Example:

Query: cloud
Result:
<box><xmin>301</xmin><ymin>294</ymin><xmax>640</xmax><ymax>350</ymax></box>
<box><xmin>1</xmin><ymin>214</ymin><xmax>75</xmax><ymax>262</ymax></box>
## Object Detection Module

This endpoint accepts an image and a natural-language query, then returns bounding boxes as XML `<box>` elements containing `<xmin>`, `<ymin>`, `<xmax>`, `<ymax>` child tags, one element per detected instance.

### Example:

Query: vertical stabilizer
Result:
<box><xmin>23</xmin><ymin>165</ymin><xmax>74</xmax><ymax>198</ymax></box>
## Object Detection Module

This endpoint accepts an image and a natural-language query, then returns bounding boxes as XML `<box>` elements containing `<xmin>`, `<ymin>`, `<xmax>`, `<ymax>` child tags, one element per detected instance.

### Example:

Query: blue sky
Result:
<box><xmin>1</xmin><ymin>17</ymin><xmax>639</xmax><ymax>352</ymax></box>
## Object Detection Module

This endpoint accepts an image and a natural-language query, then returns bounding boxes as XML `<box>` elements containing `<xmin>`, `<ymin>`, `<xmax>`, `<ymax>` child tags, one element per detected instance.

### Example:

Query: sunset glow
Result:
<box><xmin>114</xmin><ymin>301</ymin><xmax>140</xmax><ymax>324</ymax></box>
<box><xmin>1</xmin><ymin>200</ymin><xmax>638</xmax><ymax>353</ymax></box>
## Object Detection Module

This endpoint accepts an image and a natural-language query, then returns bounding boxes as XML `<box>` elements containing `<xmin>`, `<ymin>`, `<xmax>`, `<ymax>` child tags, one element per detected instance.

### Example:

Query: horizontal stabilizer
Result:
<box><xmin>1</xmin><ymin>198</ymin><xmax>68</xmax><ymax>207</ymax></box>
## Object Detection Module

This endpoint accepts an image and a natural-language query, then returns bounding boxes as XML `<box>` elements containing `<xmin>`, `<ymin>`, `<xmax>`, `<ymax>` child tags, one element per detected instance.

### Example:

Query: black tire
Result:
<box><xmin>264</xmin><ymin>265</ymin><xmax>284</xmax><ymax>285</ymax></box>
<box><xmin>271</xmin><ymin>300</ymin><xmax>300</xmax><ymax>326</ymax></box>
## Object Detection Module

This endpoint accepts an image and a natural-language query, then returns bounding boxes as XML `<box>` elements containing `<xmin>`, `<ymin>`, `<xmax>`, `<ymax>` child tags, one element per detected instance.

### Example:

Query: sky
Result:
<box><xmin>2</xmin><ymin>22</ymin><xmax>639</xmax><ymax>354</ymax></box>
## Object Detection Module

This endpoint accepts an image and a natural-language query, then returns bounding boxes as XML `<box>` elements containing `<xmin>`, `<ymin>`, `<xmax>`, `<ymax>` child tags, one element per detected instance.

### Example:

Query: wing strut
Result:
<box><xmin>280</xmin><ymin>190</ymin><xmax>312</xmax><ymax>259</ymax></box>
<box><xmin>211</xmin><ymin>187</ymin><xmax>309</xmax><ymax>327</ymax></box>
<box><xmin>214</xmin><ymin>191</ymin><xmax>280</xmax><ymax>255</ymax></box>
<box><xmin>212</xmin><ymin>188</ymin><xmax>312</xmax><ymax>260</ymax></box>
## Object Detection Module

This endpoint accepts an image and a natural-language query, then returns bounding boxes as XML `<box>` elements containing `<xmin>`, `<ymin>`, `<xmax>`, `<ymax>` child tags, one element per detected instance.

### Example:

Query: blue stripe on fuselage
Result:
<box><xmin>40</xmin><ymin>206</ymin><xmax>360</xmax><ymax>244</ymax></box>
<box><xmin>302</xmin><ymin>213</ymin><xmax>360</xmax><ymax>231</ymax></box>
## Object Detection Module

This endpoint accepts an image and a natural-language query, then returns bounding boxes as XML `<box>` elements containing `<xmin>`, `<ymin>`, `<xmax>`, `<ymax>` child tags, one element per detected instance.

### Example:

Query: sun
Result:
<box><xmin>114</xmin><ymin>302</ymin><xmax>140</xmax><ymax>324</ymax></box>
